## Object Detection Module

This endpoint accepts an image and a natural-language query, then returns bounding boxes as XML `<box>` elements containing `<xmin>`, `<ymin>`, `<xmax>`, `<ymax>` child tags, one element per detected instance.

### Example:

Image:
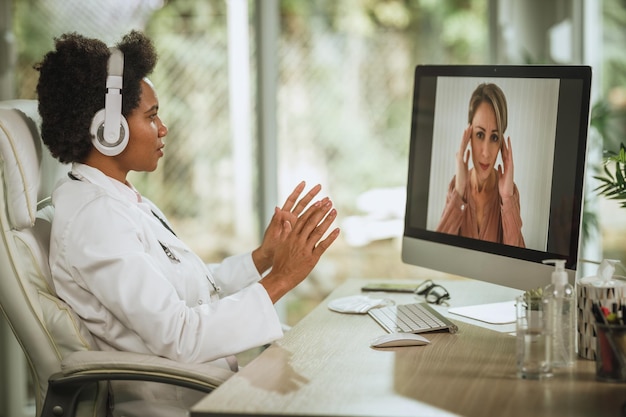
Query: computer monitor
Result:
<box><xmin>402</xmin><ymin>65</ymin><xmax>592</xmax><ymax>293</ymax></box>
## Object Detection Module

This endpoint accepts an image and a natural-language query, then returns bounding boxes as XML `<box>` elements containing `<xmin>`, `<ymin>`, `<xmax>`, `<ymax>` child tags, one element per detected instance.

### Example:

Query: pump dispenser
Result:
<box><xmin>543</xmin><ymin>259</ymin><xmax>575</xmax><ymax>367</ymax></box>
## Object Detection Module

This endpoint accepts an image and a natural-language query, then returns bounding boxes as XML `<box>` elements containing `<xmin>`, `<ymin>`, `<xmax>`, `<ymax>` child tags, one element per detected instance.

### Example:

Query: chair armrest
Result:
<box><xmin>42</xmin><ymin>351</ymin><xmax>234</xmax><ymax>417</ymax></box>
<box><xmin>60</xmin><ymin>350</ymin><xmax>234</xmax><ymax>390</ymax></box>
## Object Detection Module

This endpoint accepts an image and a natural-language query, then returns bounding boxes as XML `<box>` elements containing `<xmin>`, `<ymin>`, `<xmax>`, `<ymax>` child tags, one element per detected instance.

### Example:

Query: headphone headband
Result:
<box><xmin>107</xmin><ymin>48</ymin><xmax>124</xmax><ymax>79</ymax></box>
<box><xmin>102</xmin><ymin>48</ymin><xmax>124</xmax><ymax>144</ymax></box>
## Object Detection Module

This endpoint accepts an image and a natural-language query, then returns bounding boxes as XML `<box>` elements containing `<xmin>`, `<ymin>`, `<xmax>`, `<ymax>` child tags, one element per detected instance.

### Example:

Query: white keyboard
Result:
<box><xmin>368</xmin><ymin>302</ymin><xmax>459</xmax><ymax>334</ymax></box>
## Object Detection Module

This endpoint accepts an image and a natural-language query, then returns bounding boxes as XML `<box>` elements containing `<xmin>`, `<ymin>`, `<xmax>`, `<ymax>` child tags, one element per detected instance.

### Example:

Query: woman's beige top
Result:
<box><xmin>436</xmin><ymin>169</ymin><xmax>525</xmax><ymax>248</ymax></box>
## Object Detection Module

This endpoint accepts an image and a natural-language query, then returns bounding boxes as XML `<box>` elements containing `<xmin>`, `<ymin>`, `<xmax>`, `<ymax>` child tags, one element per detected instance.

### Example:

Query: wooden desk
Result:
<box><xmin>191</xmin><ymin>277</ymin><xmax>626</xmax><ymax>417</ymax></box>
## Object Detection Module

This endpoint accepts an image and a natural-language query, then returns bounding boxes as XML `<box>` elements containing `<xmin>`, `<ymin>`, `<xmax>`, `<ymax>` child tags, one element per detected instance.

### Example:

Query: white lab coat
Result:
<box><xmin>49</xmin><ymin>163</ymin><xmax>283</xmax><ymax>372</ymax></box>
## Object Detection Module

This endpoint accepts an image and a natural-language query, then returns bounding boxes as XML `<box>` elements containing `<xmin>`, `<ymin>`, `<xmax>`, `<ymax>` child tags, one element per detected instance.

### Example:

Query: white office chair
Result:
<box><xmin>0</xmin><ymin>100</ymin><xmax>233</xmax><ymax>417</ymax></box>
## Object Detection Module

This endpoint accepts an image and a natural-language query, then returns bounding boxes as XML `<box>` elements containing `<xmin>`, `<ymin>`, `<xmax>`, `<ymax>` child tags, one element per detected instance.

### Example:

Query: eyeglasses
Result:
<box><xmin>415</xmin><ymin>280</ymin><xmax>450</xmax><ymax>305</ymax></box>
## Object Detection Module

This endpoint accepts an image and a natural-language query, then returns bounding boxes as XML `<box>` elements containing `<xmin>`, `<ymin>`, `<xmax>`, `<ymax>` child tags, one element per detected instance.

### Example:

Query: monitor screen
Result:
<box><xmin>402</xmin><ymin>65</ymin><xmax>592</xmax><ymax>291</ymax></box>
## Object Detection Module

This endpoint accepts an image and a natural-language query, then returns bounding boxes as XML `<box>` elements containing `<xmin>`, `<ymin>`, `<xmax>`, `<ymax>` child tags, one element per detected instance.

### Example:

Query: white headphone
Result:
<box><xmin>90</xmin><ymin>47</ymin><xmax>129</xmax><ymax>156</ymax></box>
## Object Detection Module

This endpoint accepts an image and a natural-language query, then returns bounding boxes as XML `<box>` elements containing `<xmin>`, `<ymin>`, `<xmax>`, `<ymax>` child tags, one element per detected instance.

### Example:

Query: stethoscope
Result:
<box><xmin>67</xmin><ymin>170</ymin><xmax>222</xmax><ymax>295</ymax></box>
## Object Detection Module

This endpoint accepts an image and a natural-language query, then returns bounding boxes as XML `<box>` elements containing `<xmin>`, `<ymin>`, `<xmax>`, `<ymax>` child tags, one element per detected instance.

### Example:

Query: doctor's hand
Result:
<box><xmin>455</xmin><ymin>125</ymin><xmax>472</xmax><ymax>198</ymax></box>
<box><xmin>253</xmin><ymin>182</ymin><xmax>322</xmax><ymax>274</ymax></box>
<box><xmin>260</xmin><ymin>198</ymin><xmax>340</xmax><ymax>304</ymax></box>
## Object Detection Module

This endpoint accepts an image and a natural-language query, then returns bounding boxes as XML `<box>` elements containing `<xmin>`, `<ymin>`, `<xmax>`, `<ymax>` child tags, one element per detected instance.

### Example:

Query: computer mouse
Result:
<box><xmin>370</xmin><ymin>332</ymin><xmax>430</xmax><ymax>348</ymax></box>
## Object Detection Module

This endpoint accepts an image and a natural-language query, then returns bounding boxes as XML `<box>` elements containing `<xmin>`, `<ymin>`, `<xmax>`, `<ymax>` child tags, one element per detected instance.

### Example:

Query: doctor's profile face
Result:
<box><xmin>470</xmin><ymin>101</ymin><xmax>501</xmax><ymax>184</ymax></box>
<box><xmin>119</xmin><ymin>78</ymin><xmax>168</xmax><ymax>173</ymax></box>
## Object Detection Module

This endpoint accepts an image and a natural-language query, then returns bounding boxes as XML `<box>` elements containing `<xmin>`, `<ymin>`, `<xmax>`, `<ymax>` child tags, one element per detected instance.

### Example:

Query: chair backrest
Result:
<box><xmin>0</xmin><ymin>100</ymin><xmax>101</xmax><ymax>415</ymax></box>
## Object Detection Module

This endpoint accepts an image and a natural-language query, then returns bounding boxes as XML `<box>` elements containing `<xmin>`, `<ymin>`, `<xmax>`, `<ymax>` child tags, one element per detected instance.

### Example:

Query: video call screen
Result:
<box><xmin>404</xmin><ymin>66</ymin><xmax>590</xmax><ymax>268</ymax></box>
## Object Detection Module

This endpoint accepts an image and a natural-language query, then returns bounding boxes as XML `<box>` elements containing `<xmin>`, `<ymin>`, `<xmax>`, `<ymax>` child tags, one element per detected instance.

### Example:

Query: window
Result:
<box><xmin>12</xmin><ymin>0</ymin><xmax>489</xmax><ymax>324</ymax></box>
<box><xmin>274</xmin><ymin>1</ymin><xmax>488</xmax><ymax>320</ymax></box>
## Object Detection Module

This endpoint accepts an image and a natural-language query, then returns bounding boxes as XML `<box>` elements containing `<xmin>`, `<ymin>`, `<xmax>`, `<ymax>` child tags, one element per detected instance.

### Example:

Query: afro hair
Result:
<box><xmin>35</xmin><ymin>30</ymin><xmax>158</xmax><ymax>163</ymax></box>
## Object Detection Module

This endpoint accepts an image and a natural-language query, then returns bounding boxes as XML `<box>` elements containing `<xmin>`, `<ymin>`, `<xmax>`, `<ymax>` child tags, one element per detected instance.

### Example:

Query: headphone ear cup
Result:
<box><xmin>90</xmin><ymin>108</ymin><xmax>130</xmax><ymax>156</ymax></box>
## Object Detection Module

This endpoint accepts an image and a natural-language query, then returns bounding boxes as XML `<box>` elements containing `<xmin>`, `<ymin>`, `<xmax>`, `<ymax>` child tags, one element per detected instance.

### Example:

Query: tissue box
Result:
<box><xmin>577</xmin><ymin>283</ymin><xmax>626</xmax><ymax>360</ymax></box>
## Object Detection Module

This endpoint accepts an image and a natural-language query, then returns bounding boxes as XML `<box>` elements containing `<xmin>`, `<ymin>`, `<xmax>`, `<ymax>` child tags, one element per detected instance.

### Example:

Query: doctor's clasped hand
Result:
<box><xmin>253</xmin><ymin>181</ymin><xmax>340</xmax><ymax>303</ymax></box>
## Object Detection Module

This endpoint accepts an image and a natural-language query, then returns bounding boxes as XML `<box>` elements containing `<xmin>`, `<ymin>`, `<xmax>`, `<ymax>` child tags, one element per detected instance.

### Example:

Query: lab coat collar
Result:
<box><xmin>70</xmin><ymin>163</ymin><xmax>142</xmax><ymax>205</ymax></box>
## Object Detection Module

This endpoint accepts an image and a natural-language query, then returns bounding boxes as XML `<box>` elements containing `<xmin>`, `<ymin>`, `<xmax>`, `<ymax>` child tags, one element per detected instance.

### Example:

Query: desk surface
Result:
<box><xmin>192</xmin><ymin>277</ymin><xmax>626</xmax><ymax>417</ymax></box>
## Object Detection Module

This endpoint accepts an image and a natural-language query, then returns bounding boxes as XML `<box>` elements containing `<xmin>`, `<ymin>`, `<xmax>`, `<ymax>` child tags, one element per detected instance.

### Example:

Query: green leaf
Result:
<box><xmin>596</xmin><ymin>142</ymin><xmax>626</xmax><ymax>205</ymax></box>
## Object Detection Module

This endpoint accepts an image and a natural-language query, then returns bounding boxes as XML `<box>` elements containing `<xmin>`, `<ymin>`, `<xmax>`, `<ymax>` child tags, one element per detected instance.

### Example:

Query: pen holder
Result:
<box><xmin>577</xmin><ymin>283</ymin><xmax>626</xmax><ymax>360</ymax></box>
<box><xmin>595</xmin><ymin>323</ymin><xmax>626</xmax><ymax>382</ymax></box>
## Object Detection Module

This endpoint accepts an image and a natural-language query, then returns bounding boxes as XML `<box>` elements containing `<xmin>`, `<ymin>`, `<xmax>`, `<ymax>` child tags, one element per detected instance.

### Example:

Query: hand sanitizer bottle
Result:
<box><xmin>543</xmin><ymin>259</ymin><xmax>575</xmax><ymax>367</ymax></box>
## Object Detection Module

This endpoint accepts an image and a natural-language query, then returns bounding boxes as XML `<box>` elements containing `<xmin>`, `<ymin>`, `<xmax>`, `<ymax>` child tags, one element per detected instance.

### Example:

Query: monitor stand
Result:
<box><xmin>448</xmin><ymin>300</ymin><xmax>516</xmax><ymax>325</ymax></box>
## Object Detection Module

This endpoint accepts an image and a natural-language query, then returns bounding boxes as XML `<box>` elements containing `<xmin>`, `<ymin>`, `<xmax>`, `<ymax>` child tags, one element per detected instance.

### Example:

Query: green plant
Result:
<box><xmin>595</xmin><ymin>142</ymin><xmax>626</xmax><ymax>207</ymax></box>
<box><xmin>593</xmin><ymin>96</ymin><xmax>626</xmax><ymax>207</ymax></box>
<box><xmin>522</xmin><ymin>287</ymin><xmax>543</xmax><ymax>310</ymax></box>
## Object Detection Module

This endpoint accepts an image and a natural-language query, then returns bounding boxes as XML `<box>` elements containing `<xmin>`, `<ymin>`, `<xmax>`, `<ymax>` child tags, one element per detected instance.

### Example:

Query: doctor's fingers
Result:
<box><xmin>281</xmin><ymin>182</ymin><xmax>322</xmax><ymax>215</ymax></box>
<box><xmin>267</xmin><ymin>208</ymin><xmax>296</xmax><ymax>239</ymax></box>
<box><xmin>303</xmin><ymin>205</ymin><xmax>338</xmax><ymax>247</ymax></box>
<box><xmin>291</xmin><ymin>184</ymin><xmax>322</xmax><ymax>216</ymax></box>
<box><xmin>311</xmin><ymin>217</ymin><xmax>340</xmax><ymax>257</ymax></box>
<box><xmin>280</xmin><ymin>181</ymin><xmax>306</xmax><ymax>212</ymax></box>
<box><xmin>291</xmin><ymin>199</ymin><xmax>335</xmax><ymax>238</ymax></box>
<box><xmin>291</xmin><ymin>209</ymin><xmax>338</xmax><ymax>259</ymax></box>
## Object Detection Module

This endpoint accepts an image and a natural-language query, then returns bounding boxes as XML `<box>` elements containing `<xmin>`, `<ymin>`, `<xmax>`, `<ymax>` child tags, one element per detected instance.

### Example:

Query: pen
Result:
<box><xmin>591</xmin><ymin>303</ymin><xmax>606</xmax><ymax>324</ymax></box>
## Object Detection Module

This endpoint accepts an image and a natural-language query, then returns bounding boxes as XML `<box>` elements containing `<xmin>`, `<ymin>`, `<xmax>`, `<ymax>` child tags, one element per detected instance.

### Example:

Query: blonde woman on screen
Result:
<box><xmin>436</xmin><ymin>83</ymin><xmax>525</xmax><ymax>248</ymax></box>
